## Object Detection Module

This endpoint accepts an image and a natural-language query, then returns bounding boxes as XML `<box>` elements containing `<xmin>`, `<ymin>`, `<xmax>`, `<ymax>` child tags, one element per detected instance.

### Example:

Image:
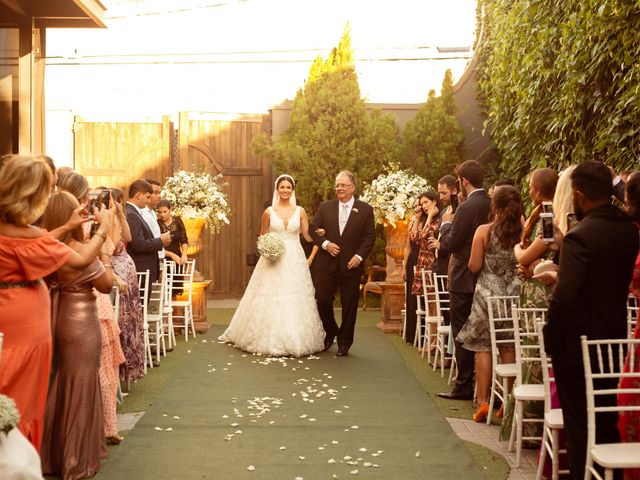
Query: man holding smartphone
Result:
<box><xmin>143</xmin><ymin>179</ymin><xmax>165</xmax><ymax>262</ymax></box>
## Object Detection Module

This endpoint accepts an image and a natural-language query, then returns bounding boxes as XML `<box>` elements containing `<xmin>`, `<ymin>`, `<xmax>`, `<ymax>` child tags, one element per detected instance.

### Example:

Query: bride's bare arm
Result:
<box><xmin>259</xmin><ymin>209</ymin><xmax>271</xmax><ymax>235</ymax></box>
<box><xmin>300</xmin><ymin>208</ymin><xmax>314</xmax><ymax>242</ymax></box>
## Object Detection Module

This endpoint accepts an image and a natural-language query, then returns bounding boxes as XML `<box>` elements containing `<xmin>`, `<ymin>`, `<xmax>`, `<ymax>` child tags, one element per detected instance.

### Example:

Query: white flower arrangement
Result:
<box><xmin>0</xmin><ymin>394</ymin><xmax>20</xmax><ymax>434</ymax></box>
<box><xmin>161</xmin><ymin>170</ymin><xmax>231</xmax><ymax>233</ymax></box>
<box><xmin>360</xmin><ymin>165</ymin><xmax>430</xmax><ymax>227</ymax></box>
<box><xmin>257</xmin><ymin>232</ymin><xmax>285</xmax><ymax>261</ymax></box>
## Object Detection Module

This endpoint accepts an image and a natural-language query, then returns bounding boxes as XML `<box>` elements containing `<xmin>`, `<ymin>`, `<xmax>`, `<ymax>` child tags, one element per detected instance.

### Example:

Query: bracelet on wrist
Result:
<box><xmin>95</xmin><ymin>230</ymin><xmax>107</xmax><ymax>241</ymax></box>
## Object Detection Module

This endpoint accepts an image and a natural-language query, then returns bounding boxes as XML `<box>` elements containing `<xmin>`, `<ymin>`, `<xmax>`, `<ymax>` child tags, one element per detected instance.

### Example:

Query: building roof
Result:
<box><xmin>0</xmin><ymin>0</ymin><xmax>106</xmax><ymax>28</ymax></box>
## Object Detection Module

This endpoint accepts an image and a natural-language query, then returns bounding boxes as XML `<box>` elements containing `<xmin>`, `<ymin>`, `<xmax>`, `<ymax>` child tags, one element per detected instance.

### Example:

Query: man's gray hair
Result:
<box><xmin>336</xmin><ymin>170</ymin><xmax>356</xmax><ymax>186</ymax></box>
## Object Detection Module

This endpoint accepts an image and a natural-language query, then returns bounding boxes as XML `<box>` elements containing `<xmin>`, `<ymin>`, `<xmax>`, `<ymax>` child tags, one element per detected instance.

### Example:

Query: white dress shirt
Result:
<box><xmin>142</xmin><ymin>206</ymin><xmax>165</xmax><ymax>259</ymax></box>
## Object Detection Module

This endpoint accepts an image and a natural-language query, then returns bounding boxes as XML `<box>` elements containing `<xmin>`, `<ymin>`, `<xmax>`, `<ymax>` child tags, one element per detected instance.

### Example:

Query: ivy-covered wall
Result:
<box><xmin>477</xmin><ymin>0</ymin><xmax>640</xmax><ymax>185</ymax></box>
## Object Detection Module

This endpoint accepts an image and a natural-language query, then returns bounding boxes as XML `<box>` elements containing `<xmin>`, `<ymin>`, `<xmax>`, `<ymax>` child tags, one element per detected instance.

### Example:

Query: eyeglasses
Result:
<box><xmin>335</xmin><ymin>183</ymin><xmax>353</xmax><ymax>189</ymax></box>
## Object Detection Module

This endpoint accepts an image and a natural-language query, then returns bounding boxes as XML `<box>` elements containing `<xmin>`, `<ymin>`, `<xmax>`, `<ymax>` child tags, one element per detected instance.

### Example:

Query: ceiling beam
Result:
<box><xmin>0</xmin><ymin>0</ymin><xmax>27</xmax><ymax>17</ymax></box>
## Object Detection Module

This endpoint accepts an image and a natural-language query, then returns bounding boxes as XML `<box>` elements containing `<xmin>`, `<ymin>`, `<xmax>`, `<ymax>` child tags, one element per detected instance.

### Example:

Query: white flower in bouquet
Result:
<box><xmin>0</xmin><ymin>394</ymin><xmax>20</xmax><ymax>434</ymax></box>
<box><xmin>161</xmin><ymin>170</ymin><xmax>231</xmax><ymax>233</ymax></box>
<box><xmin>257</xmin><ymin>232</ymin><xmax>285</xmax><ymax>261</ymax></box>
<box><xmin>360</xmin><ymin>165</ymin><xmax>430</xmax><ymax>227</ymax></box>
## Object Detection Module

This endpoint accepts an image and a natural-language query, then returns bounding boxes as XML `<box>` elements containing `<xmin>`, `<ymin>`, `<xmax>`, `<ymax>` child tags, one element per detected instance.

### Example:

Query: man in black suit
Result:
<box><xmin>125</xmin><ymin>179</ymin><xmax>170</xmax><ymax>285</ymax></box>
<box><xmin>432</xmin><ymin>161</ymin><xmax>491</xmax><ymax>399</ymax></box>
<box><xmin>544</xmin><ymin>160</ymin><xmax>638</xmax><ymax>480</ymax></box>
<box><xmin>312</xmin><ymin>171</ymin><xmax>376</xmax><ymax>356</ymax></box>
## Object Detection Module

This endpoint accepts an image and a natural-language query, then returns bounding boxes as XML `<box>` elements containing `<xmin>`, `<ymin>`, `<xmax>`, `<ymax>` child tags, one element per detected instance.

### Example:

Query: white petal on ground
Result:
<box><xmin>415</xmin><ymin>451</ymin><xmax>421</xmax><ymax>457</ymax></box>
<box><xmin>351</xmin><ymin>425</ymin><xmax>359</xmax><ymax>429</ymax></box>
<box><xmin>350</xmin><ymin>469</ymin><xmax>359</xmax><ymax>475</ymax></box>
<box><xmin>328</xmin><ymin>459</ymin><xmax>336</xmax><ymax>464</ymax></box>
<box><xmin>231</xmin><ymin>423</ymin><xmax>239</xmax><ymax>427</ymax></box>
<box><xmin>308</xmin><ymin>418</ymin><xmax>316</xmax><ymax>422</ymax></box>
<box><xmin>318</xmin><ymin>446</ymin><xmax>325</xmax><ymax>451</ymax></box>
<box><xmin>154</xmin><ymin>427</ymin><xmax>163</xmax><ymax>431</ymax></box>
<box><xmin>235</xmin><ymin>430</ymin><xmax>243</xmax><ymax>434</ymax></box>
<box><xmin>334</xmin><ymin>410</ymin><xmax>342</xmax><ymax>414</ymax></box>
<box><xmin>246</xmin><ymin>465</ymin><xmax>255</xmax><ymax>471</ymax></box>
<box><xmin>165</xmin><ymin>427</ymin><xmax>173</xmax><ymax>432</ymax></box>
<box><xmin>364</xmin><ymin>462</ymin><xmax>372</xmax><ymax>467</ymax></box>
<box><xmin>344</xmin><ymin>456</ymin><xmax>352</xmax><ymax>460</ymax></box>
<box><xmin>298</xmin><ymin>456</ymin><xmax>306</xmax><ymax>460</ymax></box>
<box><xmin>358</xmin><ymin>448</ymin><xmax>367</xmax><ymax>452</ymax></box>
<box><xmin>331</xmin><ymin>440</ymin><xmax>339</xmax><ymax>444</ymax></box>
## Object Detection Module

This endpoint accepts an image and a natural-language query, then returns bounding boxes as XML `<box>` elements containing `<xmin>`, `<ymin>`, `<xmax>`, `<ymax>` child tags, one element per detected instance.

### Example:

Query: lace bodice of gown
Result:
<box><xmin>269</xmin><ymin>206</ymin><xmax>301</xmax><ymax>240</ymax></box>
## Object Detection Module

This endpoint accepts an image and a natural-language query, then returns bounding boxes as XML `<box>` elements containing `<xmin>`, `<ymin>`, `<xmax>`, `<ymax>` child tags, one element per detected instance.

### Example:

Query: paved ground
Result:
<box><xmin>115</xmin><ymin>298</ymin><xmax>541</xmax><ymax>480</ymax></box>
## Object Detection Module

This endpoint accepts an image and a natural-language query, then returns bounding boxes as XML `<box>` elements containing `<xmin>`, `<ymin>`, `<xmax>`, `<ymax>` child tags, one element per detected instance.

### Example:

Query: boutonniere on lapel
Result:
<box><xmin>351</xmin><ymin>208</ymin><xmax>359</xmax><ymax>214</ymax></box>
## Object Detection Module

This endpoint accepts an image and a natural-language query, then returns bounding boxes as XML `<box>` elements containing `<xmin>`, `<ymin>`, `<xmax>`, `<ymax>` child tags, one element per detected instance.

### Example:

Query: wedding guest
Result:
<box><xmin>0</xmin><ymin>155</ymin><xmax>107</xmax><ymax>452</ymax></box>
<box><xmin>458</xmin><ymin>185</ymin><xmax>523</xmax><ymax>422</ymax></box>
<box><xmin>544</xmin><ymin>160</ymin><xmax>638</xmax><ymax>480</ymax></box>
<box><xmin>402</xmin><ymin>199</ymin><xmax>421</xmax><ymax>344</ymax></box>
<box><xmin>156</xmin><ymin>199</ymin><xmax>189</xmax><ymax>265</ymax></box>
<box><xmin>433</xmin><ymin>161</ymin><xmax>491</xmax><ymax>401</ymax></box>
<box><xmin>144</xmin><ymin>179</ymin><xmax>165</xmax><ymax>262</ymax></box>
<box><xmin>126</xmin><ymin>180</ymin><xmax>170</xmax><ymax>285</ymax></box>
<box><xmin>41</xmin><ymin>191</ymin><xmax>115</xmax><ymax>480</ymax></box>
<box><xmin>110</xmin><ymin>188</ymin><xmax>147</xmax><ymax>382</ymax></box>
<box><xmin>619</xmin><ymin>171</ymin><xmax>640</xmax><ymax>480</ymax></box>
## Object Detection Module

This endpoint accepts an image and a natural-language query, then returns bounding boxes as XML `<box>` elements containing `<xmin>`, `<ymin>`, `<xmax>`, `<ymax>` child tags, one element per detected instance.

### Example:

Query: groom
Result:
<box><xmin>312</xmin><ymin>171</ymin><xmax>376</xmax><ymax>356</ymax></box>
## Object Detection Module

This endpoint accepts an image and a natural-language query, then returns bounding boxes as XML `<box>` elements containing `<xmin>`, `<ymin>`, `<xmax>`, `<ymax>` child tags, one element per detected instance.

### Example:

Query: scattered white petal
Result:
<box><xmin>333</xmin><ymin>475</ymin><xmax>338</xmax><ymax>479</ymax></box>
<box><xmin>231</xmin><ymin>422</ymin><xmax>239</xmax><ymax>427</ymax></box>
<box><xmin>318</xmin><ymin>446</ymin><xmax>325</xmax><ymax>451</ymax></box>
<box><xmin>222</xmin><ymin>414</ymin><xmax>229</xmax><ymax>419</ymax></box>
<box><xmin>331</xmin><ymin>440</ymin><xmax>339</xmax><ymax>445</ymax></box>
<box><xmin>154</xmin><ymin>427</ymin><xmax>164</xmax><ymax>431</ymax></box>
<box><xmin>308</xmin><ymin>418</ymin><xmax>316</xmax><ymax>422</ymax></box>
<box><xmin>351</xmin><ymin>425</ymin><xmax>359</xmax><ymax>429</ymax></box>
<box><xmin>201</xmin><ymin>339</ymin><xmax>208</xmax><ymax>343</ymax></box>
<box><xmin>165</xmin><ymin>427</ymin><xmax>173</xmax><ymax>432</ymax></box>
<box><xmin>364</xmin><ymin>462</ymin><xmax>372</xmax><ymax>467</ymax></box>
<box><xmin>269</xmin><ymin>420</ymin><xmax>275</xmax><ymax>424</ymax></box>
<box><xmin>328</xmin><ymin>458</ymin><xmax>336</xmax><ymax>464</ymax></box>
<box><xmin>172</xmin><ymin>415</ymin><xmax>180</xmax><ymax>419</ymax></box>
<box><xmin>298</xmin><ymin>456</ymin><xmax>306</xmax><ymax>460</ymax></box>
<box><xmin>342</xmin><ymin>386</ymin><xmax>348</xmax><ymax>389</ymax></box>
<box><xmin>294</xmin><ymin>477</ymin><xmax>303</xmax><ymax>480</ymax></box>
<box><xmin>344</xmin><ymin>456</ymin><xmax>352</xmax><ymax>460</ymax></box>
<box><xmin>235</xmin><ymin>430</ymin><xmax>243</xmax><ymax>434</ymax></box>
<box><xmin>350</xmin><ymin>469</ymin><xmax>359</xmax><ymax>475</ymax></box>
<box><xmin>377</xmin><ymin>450</ymin><xmax>384</xmax><ymax>454</ymax></box>
<box><xmin>334</xmin><ymin>410</ymin><xmax>342</xmax><ymax>414</ymax></box>
<box><xmin>162</xmin><ymin>414</ymin><xmax>168</xmax><ymax>417</ymax></box>
<box><xmin>187</xmin><ymin>350</ymin><xmax>191</xmax><ymax>353</ymax></box>
<box><xmin>279</xmin><ymin>446</ymin><xmax>286</xmax><ymax>451</ymax></box>
<box><xmin>371</xmin><ymin>453</ymin><xmax>379</xmax><ymax>457</ymax></box>
<box><xmin>415</xmin><ymin>451</ymin><xmax>421</xmax><ymax>458</ymax></box>
<box><xmin>358</xmin><ymin>448</ymin><xmax>367</xmax><ymax>452</ymax></box>
<box><xmin>246</xmin><ymin>465</ymin><xmax>255</xmax><ymax>471</ymax></box>
<box><xmin>299</xmin><ymin>414</ymin><xmax>308</xmax><ymax>419</ymax></box>
<box><xmin>373</xmin><ymin>464</ymin><xmax>379</xmax><ymax>468</ymax></box>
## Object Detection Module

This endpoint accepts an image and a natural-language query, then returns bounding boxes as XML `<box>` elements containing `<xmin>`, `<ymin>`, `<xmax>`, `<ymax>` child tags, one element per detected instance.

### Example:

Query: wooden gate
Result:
<box><xmin>73</xmin><ymin>112</ymin><xmax>272</xmax><ymax>297</ymax></box>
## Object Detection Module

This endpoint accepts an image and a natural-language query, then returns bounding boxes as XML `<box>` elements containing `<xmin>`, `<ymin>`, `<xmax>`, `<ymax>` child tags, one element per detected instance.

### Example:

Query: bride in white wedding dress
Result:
<box><xmin>218</xmin><ymin>174</ymin><xmax>325</xmax><ymax>357</ymax></box>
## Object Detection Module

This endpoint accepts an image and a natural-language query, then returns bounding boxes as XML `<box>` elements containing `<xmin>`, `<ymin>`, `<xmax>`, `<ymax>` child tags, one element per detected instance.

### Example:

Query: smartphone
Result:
<box><xmin>540</xmin><ymin>212</ymin><xmax>554</xmax><ymax>243</ymax></box>
<box><xmin>541</xmin><ymin>201</ymin><xmax>553</xmax><ymax>214</ymax></box>
<box><xmin>87</xmin><ymin>192</ymin><xmax>99</xmax><ymax>215</ymax></box>
<box><xmin>99</xmin><ymin>190</ymin><xmax>111</xmax><ymax>209</ymax></box>
<box><xmin>566</xmin><ymin>212</ymin><xmax>577</xmax><ymax>231</ymax></box>
<box><xmin>450</xmin><ymin>194</ymin><xmax>459</xmax><ymax>213</ymax></box>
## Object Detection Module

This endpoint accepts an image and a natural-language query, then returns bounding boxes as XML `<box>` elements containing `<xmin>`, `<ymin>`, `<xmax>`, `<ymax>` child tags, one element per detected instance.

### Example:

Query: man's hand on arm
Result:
<box><xmin>347</xmin><ymin>255</ymin><xmax>362</xmax><ymax>270</ymax></box>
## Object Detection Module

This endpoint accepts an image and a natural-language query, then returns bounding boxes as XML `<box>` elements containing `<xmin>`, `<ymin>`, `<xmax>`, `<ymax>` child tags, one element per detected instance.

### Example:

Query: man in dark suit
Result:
<box><xmin>312</xmin><ymin>171</ymin><xmax>376</xmax><ymax>356</ymax></box>
<box><xmin>125</xmin><ymin>179</ymin><xmax>170</xmax><ymax>285</ymax></box>
<box><xmin>544</xmin><ymin>160</ymin><xmax>638</xmax><ymax>480</ymax></box>
<box><xmin>432</xmin><ymin>160</ymin><xmax>491</xmax><ymax>399</ymax></box>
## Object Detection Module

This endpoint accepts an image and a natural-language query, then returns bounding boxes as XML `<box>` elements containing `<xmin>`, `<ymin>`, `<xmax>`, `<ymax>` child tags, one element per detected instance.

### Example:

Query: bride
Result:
<box><xmin>218</xmin><ymin>174</ymin><xmax>325</xmax><ymax>356</ymax></box>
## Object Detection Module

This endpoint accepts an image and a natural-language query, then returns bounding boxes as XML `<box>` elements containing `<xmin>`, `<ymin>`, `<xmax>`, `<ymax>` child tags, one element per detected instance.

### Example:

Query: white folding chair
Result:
<box><xmin>136</xmin><ymin>270</ymin><xmax>153</xmax><ymax>372</ymax></box>
<box><xmin>166</xmin><ymin>260</ymin><xmax>197</xmax><ymax>342</ymax></box>
<box><xmin>581</xmin><ymin>335</ymin><xmax>640</xmax><ymax>480</ymax></box>
<box><xmin>414</xmin><ymin>266</ymin><xmax>426</xmax><ymax>348</ymax></box>
<box><xmin>509</xmin><ymin>306</ymin><xmax>546</xmax><ymax>467</ymax></box>
<box><xmin>486</xmin><ymin>295</ymin><xmax>519</xmax><ymax>425</ymax></box>
<box><xmin>628</xmin><ymin>295</ymin><xmax>638</xmax><ymax>340</ymax></box>
<box><xmin>418</xmin><ymin>269</ymin><xmax>438</xmax><ymax>360</ymax></box>
<box><xmin>535</xmin><ymin>322</ymin><xmax>568</xmax><ymax>480</ymax></box>
<box><xmin>432</xmin><ymin>273</ymin><xmax>454</xmax><ymax>377</ymax></box>
<box><xmin>147</xmin><ymin>274</ymin><xmax>168</xmax><ymax>363</ymax></box>
<box><xmin>162</xmin><ymin>260</ymin><xmax>176</xmax><ymax>349</ymax></box>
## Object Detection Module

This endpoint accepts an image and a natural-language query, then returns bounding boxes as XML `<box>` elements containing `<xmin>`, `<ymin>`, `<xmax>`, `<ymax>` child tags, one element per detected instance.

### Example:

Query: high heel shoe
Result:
<box><xmin>472</xmin><ymin>402</ymin><xmax>490</xmax><ymax>423</ymax></box>
<box><xmin>495</xmin><ymin>404</ymin><xmax>504</xmax><ymax>419</ymax></box>
<box><xmin>107</xmin><ymin>435</ymin><xmax>123</xmax><ymax>445</ymax></box>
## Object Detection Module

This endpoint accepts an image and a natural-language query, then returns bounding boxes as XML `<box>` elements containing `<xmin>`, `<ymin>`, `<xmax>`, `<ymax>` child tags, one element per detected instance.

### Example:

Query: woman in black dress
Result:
<box><xmin>156</xmin><ymin>199</ymin><xmax>189</xmax><ymax>264</ymax></box>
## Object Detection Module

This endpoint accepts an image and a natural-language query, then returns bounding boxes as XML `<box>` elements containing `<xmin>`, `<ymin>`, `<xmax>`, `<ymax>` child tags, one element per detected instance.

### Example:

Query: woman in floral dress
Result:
<box><xmin>410</xmin><ymin>191</ymin><xmax>443</xmax><ymax>297</ymax></box>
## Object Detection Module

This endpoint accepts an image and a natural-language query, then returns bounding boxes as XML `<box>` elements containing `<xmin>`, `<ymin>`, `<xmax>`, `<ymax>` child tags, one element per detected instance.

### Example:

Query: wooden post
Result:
<box><xmin>178</xmin><ymin>111</ymin><xmax>189</xmax><ymax>170</ymax></box>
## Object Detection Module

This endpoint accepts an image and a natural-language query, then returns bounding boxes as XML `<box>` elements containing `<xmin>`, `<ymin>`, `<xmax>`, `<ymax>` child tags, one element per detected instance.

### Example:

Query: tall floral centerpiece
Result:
<box><xmin>161</xmin><ymin>170</ymin><xmax>230</xmax><ymax>273</ymax></box>
<box><xmin>361</xmin><ymin>166</ymin><xmax>429</xmax><ymax>284</ymax></box>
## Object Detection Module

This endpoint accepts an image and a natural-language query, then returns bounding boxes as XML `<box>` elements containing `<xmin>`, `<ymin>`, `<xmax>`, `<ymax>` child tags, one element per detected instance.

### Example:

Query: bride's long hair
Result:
<box><xmin>272</xmin><ymin>174</ymin><xmax>297</xmax><ymax>207</ymax></box>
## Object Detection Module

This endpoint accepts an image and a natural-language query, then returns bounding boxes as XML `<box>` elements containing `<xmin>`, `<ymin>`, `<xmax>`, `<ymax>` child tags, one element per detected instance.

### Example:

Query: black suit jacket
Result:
<box><xmin>438</xmin><ymin>190</ymin><xmax>491</xmax><ymax>294</ymax></box>
<box><xmin>312</xmin><ymin>198</ymin><xmax>376</xmax><ymax>277</ymax></box>
<box><xmin>125</xmin><ymin>203</ymin><xmax>163</xmax><ymax>284</ymax></box>
<box><xmin>544</xmin><ymin>204</ymin><xmax>638</xmax><ymax>367</ymax></box>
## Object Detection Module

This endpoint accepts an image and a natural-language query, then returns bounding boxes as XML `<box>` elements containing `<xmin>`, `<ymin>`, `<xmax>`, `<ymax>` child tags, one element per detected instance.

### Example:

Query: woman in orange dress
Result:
<box><xmin>0</xmin><ymin>155</ymin><xmax>110</xmax><ymax>452</ymax></box>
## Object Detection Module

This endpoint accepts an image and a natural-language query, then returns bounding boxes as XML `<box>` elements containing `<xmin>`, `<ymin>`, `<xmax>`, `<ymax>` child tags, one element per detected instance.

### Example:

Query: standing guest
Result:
<box><xmin>312</xmin><ymin>170</ymin><xmax>376</xmax><ymax>356</ymax></box>
<box><xmin>544</xmin><ymin>160</ymin><xmax>638</xmax><ymax>480</ymax></box>
<box><xmin>144</xmin><ymin>179</ymin><xmax>165</xmax><ymax>262</ymax></box>
<box><xmin>402</xmin><ymin>199</ymin><xmax>421</xmax><ymax>344</ymax></box>
<box><xmin>458</xmin><ymin>185</ymin><xmax>523</xmax><ymax>422</ymax></box>
<box><xmin>434</xmin><ymin>175</ymin><xmax>459</xmax><ymax>278</ymax></box>
<box><xmin>125</xmin><ymin>180</ymin><xmax>170</xmax><ymax>286</ymax></box>
<box><xmin>110</xmin><ymin>188</ymin><xmax>147</xmax><ymax>382</ymax></box>
<box><xmin>552</xmin><ymin>166</ymin><xmax>578</xmax><ymax>236</ymax></box>
<box><xmin>618</xmin><ymin>171</ymin><xmax>640</xmax><ymax>480</ymax></box>
<box><xmin>156</xmin><ymin>199</ymin><xmax>189</xmax><ymax>265</ymax></box>
<box><xmin>432</xmin><ymin>160</ymin><xmax>491</xmax><ymax>400</ymax></box>
<box><xmin>40</xmin><ymin>191</ymin><xmax>115</xmax><ymax>480</ymax></box>
<box><xmin>0</xmin><ymin>155</ymin><xmax>106</xmax><ymax>452</ymax></box>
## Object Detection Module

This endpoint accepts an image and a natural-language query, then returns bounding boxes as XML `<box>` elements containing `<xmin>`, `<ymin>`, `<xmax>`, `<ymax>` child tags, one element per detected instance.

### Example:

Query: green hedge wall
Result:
<box><xmin>477</xmin><ymin>0</ymin><xmax>640</xmax><ymax>184</ymax></box>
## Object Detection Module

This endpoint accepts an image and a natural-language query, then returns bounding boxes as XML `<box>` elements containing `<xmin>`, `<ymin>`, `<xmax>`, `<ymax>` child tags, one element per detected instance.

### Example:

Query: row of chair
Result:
<box><xmin>135</xmin><ymin>260</ymin><xmax>197</xmax><ymax>372</ymax></box>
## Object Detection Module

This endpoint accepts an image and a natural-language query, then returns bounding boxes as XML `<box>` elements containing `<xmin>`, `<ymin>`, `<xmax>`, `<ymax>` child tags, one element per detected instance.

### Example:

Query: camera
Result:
<box><xmin>540</xmin><ymin>212</ymin><xmax>554</xmax><ymax>243</ymax></box>
<box><xmin>99</xmin><ymin>190</ymin><xmax>111</xmax><ymax>209</ymax></box>
<box><xmin>86</xmin><ymin>192</ymin><xmax>100</xmax><ymax>216</ymax></box>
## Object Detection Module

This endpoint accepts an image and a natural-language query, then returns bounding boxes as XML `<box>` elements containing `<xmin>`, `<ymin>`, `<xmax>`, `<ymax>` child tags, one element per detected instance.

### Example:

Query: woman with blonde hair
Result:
<box><xmin>40</xmin><ymin>191</ymin><xmax>115</xmax><ymax>480</ymax></box>
<box><xmin>0</xmin><ymin>155</ymin><xmax>109</xmax><ymax>452</ymax></box>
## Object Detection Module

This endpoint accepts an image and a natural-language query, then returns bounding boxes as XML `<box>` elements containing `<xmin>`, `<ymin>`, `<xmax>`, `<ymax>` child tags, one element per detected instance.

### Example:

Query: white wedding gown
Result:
<box><xmin>218</xmin><ymin>206</ymin><xmax>325</xmax><ymax>356</ymax></box>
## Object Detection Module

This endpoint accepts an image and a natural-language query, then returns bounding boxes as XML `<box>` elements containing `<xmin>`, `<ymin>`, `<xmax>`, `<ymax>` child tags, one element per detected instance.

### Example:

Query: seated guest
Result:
<box><xmin>40</xmin><ymin>191</ymin><xmax>115</xmax><ymax>480</ymax></box>
<box><xmin>0</xmin><ymin>155</ymin><xmax>106</xmax><ymax>452</ymax></box>
<box><xmin>125</xmin><ymin>180</ymin><xmax>170</xmax><ymax>285</ymax></box>
<box><xmin>156</xmin><ymin>199</ymin><xmax>189</xmax><ymax>265</ymax></box>
<box><xmin>458</xmin><ymin>185</ymin><xmax>523</xmax><ymax>422</ymax></box>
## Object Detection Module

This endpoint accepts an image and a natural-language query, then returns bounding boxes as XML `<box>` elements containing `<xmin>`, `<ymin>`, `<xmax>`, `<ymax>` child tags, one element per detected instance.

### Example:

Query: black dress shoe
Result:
<box><xmin>336</xmin><ymin>348</ymin><xmax>349</xmax><ymax>357</ymax></box>
<box><xmin>437</xmin><ymin>389</ymin><xmax>473</xmax><ymax>400</ymax></box>
<box><xmin>323</xmin><ymin>336</ymin><xmax>335</xmax><ymax>352</ymax></box>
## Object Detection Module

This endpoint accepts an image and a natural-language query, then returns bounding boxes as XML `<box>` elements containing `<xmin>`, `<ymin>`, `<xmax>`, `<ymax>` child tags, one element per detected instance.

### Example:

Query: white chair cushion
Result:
<box><xmin>513</xmin><ymin>384</ymin><xmax>545</xmax><ymax>401</ymax></box>
<box><xmin>544</xmin><ymin>408</ymin><xmax>564</xmax><ymax>428</ymax></box>
<box><xmin>495</xmin><ymin>363</ymin><xmax>518</xmax><ymax>378</ymax></box>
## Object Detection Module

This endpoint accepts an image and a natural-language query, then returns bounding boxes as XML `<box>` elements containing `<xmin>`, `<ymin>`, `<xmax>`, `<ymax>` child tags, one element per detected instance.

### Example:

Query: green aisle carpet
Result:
<box><xmin>96</xmin><ymin>310</ymin><xmax>486</xmax><ymax>480</ymax></box>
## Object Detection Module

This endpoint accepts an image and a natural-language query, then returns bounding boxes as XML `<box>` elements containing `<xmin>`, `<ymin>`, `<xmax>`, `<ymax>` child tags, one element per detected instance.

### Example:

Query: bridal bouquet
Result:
<box><xmin>257</xmin><ymin>232</ymin><xmax>285</xmax><ymax>261</ymax></box>
<box><xmin>161</xmin><ymin>170</ymin><xmax>231</xmax><ymax>233</ymax></box>
<box><xmin>360</xmin><ymin>164</ymin><xmax>430</xmax><ymax>227</ymax></box>
<box><xmin>0</xmin><ymin>394</ymin><xmax>20</xmax><ymax>434</ymax></box>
